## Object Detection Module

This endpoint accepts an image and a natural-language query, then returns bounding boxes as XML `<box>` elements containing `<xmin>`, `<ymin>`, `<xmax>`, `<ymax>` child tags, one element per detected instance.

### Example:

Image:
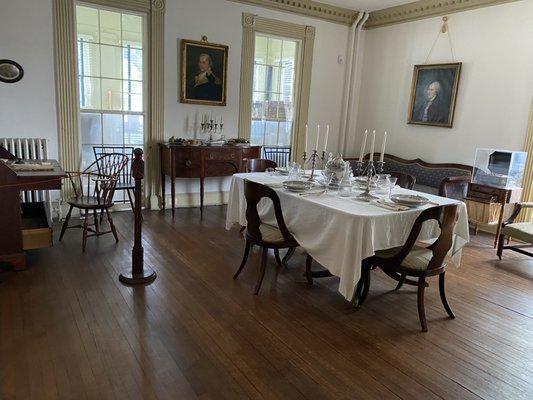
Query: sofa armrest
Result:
<box><xmin>503</xmin><ymin>202</ymin><xmax>533</xmax><ymax>226</ymax></box>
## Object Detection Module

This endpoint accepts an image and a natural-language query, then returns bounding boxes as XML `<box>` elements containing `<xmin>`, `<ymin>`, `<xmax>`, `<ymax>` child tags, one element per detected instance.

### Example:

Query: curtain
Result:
<box><xmin>519</xmin><ymin>100</ymin><xmax>533</xmax><ymax>222</ymax></box>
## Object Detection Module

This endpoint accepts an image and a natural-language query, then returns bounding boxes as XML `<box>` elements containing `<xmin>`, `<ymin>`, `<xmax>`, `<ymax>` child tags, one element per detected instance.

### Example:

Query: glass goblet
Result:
<box><xmin>387</xmin><ymin>176</ymin><xmax>398</xmax><ymax>198</ymax></box>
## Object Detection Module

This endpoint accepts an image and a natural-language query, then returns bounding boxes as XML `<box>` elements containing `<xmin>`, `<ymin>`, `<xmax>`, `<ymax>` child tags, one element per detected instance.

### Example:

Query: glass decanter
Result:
<box><xmin>338</xmin><ymin>161</ymin><xmax>353</xmax><ymax>197</ymax></box>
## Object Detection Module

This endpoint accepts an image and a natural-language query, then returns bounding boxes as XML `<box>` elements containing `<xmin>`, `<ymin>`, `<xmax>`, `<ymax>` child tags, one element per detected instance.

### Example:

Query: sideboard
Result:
<box><xmin>159</xmin><ymin>143</ymin><xmax>261</xmax><ymax>216</ymax></box>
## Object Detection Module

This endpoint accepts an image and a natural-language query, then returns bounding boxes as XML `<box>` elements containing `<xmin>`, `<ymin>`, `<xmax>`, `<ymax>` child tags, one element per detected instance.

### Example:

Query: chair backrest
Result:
<box><xmin>438</xmin><ymin>176</ymin><xmax>469</xmax><ymax>200</ymax></box>
<box><xmin>263</xmin><ymin>146</ymin><xmax>291</xmax><ymax>168</ymax></box>
<box><xmin>244</xmin><ymin>179</ymin><xmax>296</xmax><ymax>245</ymax></box>
<box><xmin>389</xmin><ymin>171</ymin><xmax>416</xmax><ymax>190</ymax></box>
<box><xmin>69</xmin><ymin>154</ymin><xmax>129</xmax><ymax>201</ymax></box>
<box><xmin>246</xmin><ymin>158</ymin><xmax>277</xmax><ymax>172</ymax></box>
<box><xmin>93</xmin><ymin>146</ymin><xmax>135</xmax><ymax>186</ymax></box>
<box><xmin>395</xmin><ymin>204</ymin><xmax>459</xmax><ymax>271</ymax></box>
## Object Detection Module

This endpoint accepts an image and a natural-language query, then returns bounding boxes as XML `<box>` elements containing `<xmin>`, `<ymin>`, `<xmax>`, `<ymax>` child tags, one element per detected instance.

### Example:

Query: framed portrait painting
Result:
<box><xmin>180</xmin><ymin>39</ymin><xmax>228</xmax><ymax>106</ymax></box>
<box><xmin>407</xmin><ymin>63</ymin><xmax>462</xmax><ymax>128</ymax></box>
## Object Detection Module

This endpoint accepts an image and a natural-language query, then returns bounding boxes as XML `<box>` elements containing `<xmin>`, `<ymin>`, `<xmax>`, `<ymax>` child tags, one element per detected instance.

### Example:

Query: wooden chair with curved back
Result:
<box><xmin>356</xmin><ymin>204</ymin><xmax>459</xmax><ymax>332</ymax></box>
<box><xmin>389</xmin><ymin>171</ymin><xmax>416</xmax><ymax>189</ymax></box>
<box><xmin>234</xmin><ymin>179</ymin><xmax>311</xmax><ymax>294</ymax></box>
<box><xmin>438</xmin><ymin>175</ymin><xmax>470</xmax><ymax>200</ymax></box>
<box><xmin>246</xmin><ymin>158</ymin><xmax>277</xmax><ymax>172</ymax></box>
<box><xmin>59</xmin><ymin>154</ymin><xmax>129</xmax><ymax>252</ymax></box>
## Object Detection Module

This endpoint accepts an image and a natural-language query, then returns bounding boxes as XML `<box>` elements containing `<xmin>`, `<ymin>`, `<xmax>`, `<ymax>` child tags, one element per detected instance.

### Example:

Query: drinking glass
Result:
<box><xmin>387</xmin><ymin>176</ymin><xmax>398</xmax><ymax>198</ymax></box>
<box><xmin>288</xmin><ymin>162</ymin><xmax>302</xmax><ymax>181</ymax></box>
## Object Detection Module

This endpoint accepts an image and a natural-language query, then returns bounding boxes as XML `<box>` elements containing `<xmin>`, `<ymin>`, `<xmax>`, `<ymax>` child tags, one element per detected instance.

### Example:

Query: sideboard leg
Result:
<box><xmin>161</xmin><ymin>173</ymin><xmax>165</xmax><ymax>210</ymax></box>
<box><xmin>171</xmin><ymin>176</ymin><xmax>175</xmax><ymax>218</ymax></box>
<box><xmin>200</xmin><ymin>177</ymin><xmax>204</xmax><ymax>216</ymax></box>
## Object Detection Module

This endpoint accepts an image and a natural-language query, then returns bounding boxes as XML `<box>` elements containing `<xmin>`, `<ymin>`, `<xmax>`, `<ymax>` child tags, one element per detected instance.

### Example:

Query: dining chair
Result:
<box><xmin>93</xmin><ymin>146</ymin><xmax>136</xmax><ymax>210</ymax></box>
<box><xmin>246</xmin><ymin>158</ymin><xmax>277</xmax><ymax>172</ymax></box>
<box><xmin>497</xmin><ymin>202</ymin><xmax>533</xmax><ymax>259</ymax></box>
<box><xmin>356</xmin><ymin>204</ymin><xmax>459</xmax><ymax>332</ymax></box>
<box><xmin>234</xmin><ymin>179</ymin><xmax>312</xmax><ymax>295</ymax></box>
<box><xmin>263</xmin><ymin>146</ymin><xmax>291</xmax><ymax>168</ymax></box>
<box><xmin>59</xmin><ymin>154</ymin><xmax>129</xmax><ymax>252</ymax></box>
<box><xmin>389</xmin><ymin>171</ymin><xmax>416</xmax><ymax>189</ymax></box>
<box><xmin>438</xmin><ymin>175</ymin><xmax>470</xmax><ymax>200</ymax></box>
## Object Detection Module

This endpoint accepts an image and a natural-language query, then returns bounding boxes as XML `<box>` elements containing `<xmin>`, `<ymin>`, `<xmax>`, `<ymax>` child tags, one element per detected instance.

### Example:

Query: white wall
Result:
<box><xmin>164</xmin><ymin>0</ymin><xmax>350</xmax><ymax>201</ymax></box>
<box><xmin>0</xmin><ymin>0</ymin><xmax>58</xmax><ymax>159</ymax></box>
<box><xmin>352</xmin><ymin>0</ymin><xmax>533</xmax><ymax>165</ymax></box>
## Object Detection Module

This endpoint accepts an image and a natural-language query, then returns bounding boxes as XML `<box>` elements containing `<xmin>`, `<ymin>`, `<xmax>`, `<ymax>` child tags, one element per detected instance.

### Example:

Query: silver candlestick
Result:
<box><xmin>355</xmin><ymin>160</ymin><xmax>379</xmax><ymax>202</ymax></box>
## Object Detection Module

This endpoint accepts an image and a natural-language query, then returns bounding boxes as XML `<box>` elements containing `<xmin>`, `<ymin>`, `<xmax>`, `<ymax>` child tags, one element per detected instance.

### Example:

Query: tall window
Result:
<box><xmin>76</xmin><ymin>4</ymin><xmax>145</xmax><ymax>171</ymax></box>
<box><xmin>250</xmin><ymin>34</ymin><xmax>299</xmax><ymax>151</ymax></box>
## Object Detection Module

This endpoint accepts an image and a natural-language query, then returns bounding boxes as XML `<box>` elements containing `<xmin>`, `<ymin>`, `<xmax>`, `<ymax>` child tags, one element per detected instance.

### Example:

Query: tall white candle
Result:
<box><xmin>315</xmin><ymin>125</ymin><xmax>320</xmax><ymax>151</ymax></box>
<box><xmin>380</xmin><ymin>131</ymin><xmax>387</xmax><ymax>163</ymax></box>
<box><xmin>370</xmin><ymin>130</ymin><xmax>376</xmax><ymax>161</ymax></box>
<box><xmin>305</xmin><ymin>124</ymin><xmax>309</xmax><ymax>153</ymax></box>
<box><xmin>359</xmin><ymin>130</ymin><xmax>368</xmax><ymax>162</ymax></box>
<box><xmin>324</xmin><ymin>125</ymin><xmax>329</xmax><ymax>152</ymax></box>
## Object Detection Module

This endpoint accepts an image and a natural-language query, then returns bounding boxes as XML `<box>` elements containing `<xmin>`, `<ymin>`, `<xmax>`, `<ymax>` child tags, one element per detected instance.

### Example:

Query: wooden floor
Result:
<box><xmin>1</xmin><ymin>206</ymin><xmax>532</xmax><ymax>400</ymax></box>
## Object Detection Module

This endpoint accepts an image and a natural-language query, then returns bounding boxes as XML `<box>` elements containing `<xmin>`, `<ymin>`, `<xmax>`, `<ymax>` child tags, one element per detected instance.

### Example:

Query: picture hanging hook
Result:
<box><xmin>201</xmin><ymin>35</ymin><xmax>208</xmax><ymax>42</ymax></box>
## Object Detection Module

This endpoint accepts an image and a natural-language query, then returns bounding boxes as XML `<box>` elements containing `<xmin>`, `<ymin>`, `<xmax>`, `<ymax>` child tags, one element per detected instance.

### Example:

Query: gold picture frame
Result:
<box><xmin>180</xmin><ymin>39</ymin><xmax>228</xmax><ymax>106</ymax></box>
<box><xmin>407</xmin><ymin>62</ymin><xmax>462</xmax><ymax>128</ymax></box>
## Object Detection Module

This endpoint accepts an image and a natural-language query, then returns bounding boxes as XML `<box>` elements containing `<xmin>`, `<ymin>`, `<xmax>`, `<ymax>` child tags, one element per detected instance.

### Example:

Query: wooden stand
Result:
<box><xmin>119</xmin><ymin>148</ymin><xmax>156</xmax><ymax>284</ymax></box>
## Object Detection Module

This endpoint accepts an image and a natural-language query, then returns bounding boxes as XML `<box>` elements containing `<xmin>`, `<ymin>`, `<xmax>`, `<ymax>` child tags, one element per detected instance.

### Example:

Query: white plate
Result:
<box><xmin>282</xmin><ymin>180</ymin><xmax>314</xmax><ymax>192</ymax></box>
<box><xmin>390</xmin><ymin>194</ymin><xmax>429</xmax><ymax>207</ymax></box>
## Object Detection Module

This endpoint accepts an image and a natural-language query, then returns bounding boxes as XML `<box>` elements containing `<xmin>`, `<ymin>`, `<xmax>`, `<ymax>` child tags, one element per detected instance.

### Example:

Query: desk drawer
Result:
<box><xmin>205</xmin><ymin>149</ymin><xmax>239</xmax><ymax>162</ymax></box>
<box><xmin>21</xmin><ymin>202</ymin><xmax>53</xmax><ymax>250</ymax></box>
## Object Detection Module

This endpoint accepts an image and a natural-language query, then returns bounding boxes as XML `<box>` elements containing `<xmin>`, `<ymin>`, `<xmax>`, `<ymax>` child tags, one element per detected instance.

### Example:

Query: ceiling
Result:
<box><xmin>320</xmin><ymin>0</ymin><xmax>416</xmax><ymax>12</ymax></box>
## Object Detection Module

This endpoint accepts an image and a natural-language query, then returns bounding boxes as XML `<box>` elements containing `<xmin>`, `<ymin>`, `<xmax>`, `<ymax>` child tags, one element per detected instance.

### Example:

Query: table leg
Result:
<box><xmin>200</xmin><ymin>177</ymin><xmax>204</xmax><ymax>216</ymax></box>
<box><xmin>161</xmin><ymin>172</ymin><xmax>165</xmax><ymax>210</ymax></box>
<box><xmin>171</xmin><ymin>175</ymin><xmax>175</xmax><ymax>218</ymax></box>
<box><xmin>494</xmin><ymin>202</ymin><xmax>506</xmax><ymax>248</ymax></box>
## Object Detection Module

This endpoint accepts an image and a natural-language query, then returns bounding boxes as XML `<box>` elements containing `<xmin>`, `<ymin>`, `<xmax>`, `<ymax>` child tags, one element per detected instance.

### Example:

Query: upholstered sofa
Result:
<box><xmin>347</xmin><ymin>153</ymin><xmax>472</xmax><ymax>198</ymax></box>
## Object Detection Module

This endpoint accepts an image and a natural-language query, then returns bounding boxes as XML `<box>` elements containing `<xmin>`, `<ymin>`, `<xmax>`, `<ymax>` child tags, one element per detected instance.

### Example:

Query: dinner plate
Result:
<box><xmin>282</xmin><ymin>180</ymin><xmax>314</xmax><ymax>192</ymax></box>
<box><xmin>390</xmin><ymin>194</ymin><xmax>429</xmax><ymax>207</ymax></box>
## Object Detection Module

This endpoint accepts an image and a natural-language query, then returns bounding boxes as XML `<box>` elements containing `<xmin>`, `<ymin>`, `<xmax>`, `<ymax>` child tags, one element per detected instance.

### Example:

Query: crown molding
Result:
<box><xmin>227</xmin><ymin>0</ymin><xmax>359</xmax><ymax>25</ymax></box>
<box><xmin>366</xmin><ymin>0</ymin><xmax>521</xmax><ymax>29</ymax></box>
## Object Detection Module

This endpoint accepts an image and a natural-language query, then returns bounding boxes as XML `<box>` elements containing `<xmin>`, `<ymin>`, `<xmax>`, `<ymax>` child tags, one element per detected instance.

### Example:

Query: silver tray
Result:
<box><xmin>390</xmin><ymin>194</ymin><xmax>429</xmax><ymax>207</ymax></box>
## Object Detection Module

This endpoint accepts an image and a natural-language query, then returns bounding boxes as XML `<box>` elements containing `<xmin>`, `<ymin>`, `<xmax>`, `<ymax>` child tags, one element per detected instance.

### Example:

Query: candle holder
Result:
<box><xmin>304</xmin><ymin>149</ymin><xmax>320</xmax><ymax>182</ymax></box>
<box><xmin>355</xmin><ymin>160</ymin><xmax>379</xmax><ymax>202</ymax></box>
<box><xmin>354</xmin><ymin>160</ymin><xmax>364</xmax><ymax>176</ymax></box>
<box><xmin>375</xmin><ymin>161</ymin><xmax>385</xmax><ymax>174</ymax></box>
<box><xmin>302</xmin><ymin>151</ymin><xmax>308</xmax><ymax>166</ymax></box>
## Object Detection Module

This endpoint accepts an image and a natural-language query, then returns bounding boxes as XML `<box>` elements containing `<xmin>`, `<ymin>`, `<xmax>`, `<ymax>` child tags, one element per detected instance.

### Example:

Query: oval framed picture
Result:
<box><xmin>0</xmin><ymin>60</ymin><xmax>24</xmax><ymax>83</ymax></box>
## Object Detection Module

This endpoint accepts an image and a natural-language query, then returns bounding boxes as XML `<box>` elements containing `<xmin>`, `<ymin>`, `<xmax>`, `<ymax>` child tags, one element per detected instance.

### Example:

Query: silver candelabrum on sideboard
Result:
<box><xmin>200</xmin><ymin>119</ymin><xmax>225</xmax><ymax>144</ymax></box>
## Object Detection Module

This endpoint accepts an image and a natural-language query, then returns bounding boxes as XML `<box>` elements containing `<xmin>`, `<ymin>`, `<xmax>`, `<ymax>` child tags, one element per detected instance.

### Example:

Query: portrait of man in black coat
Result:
<box><xmin>408</xmin><ymin>63</ymin><xmax>462</xmax><ymax>128</ymax></box>
<box><xmin>181</xmin><ymin>40</ymin><xmax>228</xmax><ymax>106</ymax></box>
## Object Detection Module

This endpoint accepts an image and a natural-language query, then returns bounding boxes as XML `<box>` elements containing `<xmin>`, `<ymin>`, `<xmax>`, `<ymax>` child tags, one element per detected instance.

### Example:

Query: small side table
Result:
<box><xmin>466</xmin><ymin>183</ymin><xmax>523</xmax><ymax>248</ymax></box>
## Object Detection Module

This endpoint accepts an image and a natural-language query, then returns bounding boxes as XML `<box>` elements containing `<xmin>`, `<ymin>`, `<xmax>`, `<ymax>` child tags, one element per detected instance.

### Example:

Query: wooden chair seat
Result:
<box><xmin>66</xmin><ymin>196</ymin><xmax>113</xmax><ymax>209</ymax></box>
<box><xmin>501</xmin><ymin>223</ymin><xmax>533</xmax><ymax>244</ymax></box>
<box><xmin>375</xmin><ymin>245</ymin><xmax>436</xmax><ymax>271</ymax></box>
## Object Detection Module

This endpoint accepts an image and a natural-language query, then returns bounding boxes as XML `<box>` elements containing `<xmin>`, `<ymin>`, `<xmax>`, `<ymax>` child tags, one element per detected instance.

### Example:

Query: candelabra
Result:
<box><xmin>302</xmin><ymin>150</ymin><xmax>328</xmax><ymax>181</ymax></box>
<box><xmin>200</xmin><ymin>119</ymin><xmax>224</xmax><ymax>143</ymax></box>
<box><xmin>354</xmin><ymin>160</ymin><xmax>386</xmax><ymax>202</ymax></box>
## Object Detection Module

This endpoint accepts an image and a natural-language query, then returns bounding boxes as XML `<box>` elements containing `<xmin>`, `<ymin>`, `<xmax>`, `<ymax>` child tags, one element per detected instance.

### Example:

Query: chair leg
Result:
<box><xmin>59</xmin><ymin>205</ymin><xmax>73</xmax><ymax>241</ymax></box>
<box><xmin>439</xmin><ymin>272</ymin><xmax>456</xmax><ymax>319</ymax></box>
<box><xmin>254</xmin><ymin>247</ymin><xmax>269</xmax><ymax>295</ymax></box>
<box><xmin>305</xmin><ymin>254</ymin><xmax>313</xmax><ymax>285</ymax></box>
<box><xmin>233</xmin><ymin>240</ymin><xmax>251</xmax><ymax>279</ymax></box>
<box><xmin>126</xmin><ymin>188</ymin><xmax>134</xmax><ymax>210</ymax></box>
<box><xmin>359</xmin><ymin>265</ymin><xmax>371</xmax><ymax>306</ymax></box>
<box><xmin>93</xmin><ymin>209</ymin><xmax>100</xmax><ymax>235</ymax></box>
<box><xmin>417</xmin><ymin>277</ymin><xmax>428</xmax><ymax>332</ymax></box>
<box><xmin>394</xmin><ymin>274</ymin><xmax>406</xmax><ymax>291</ymax></box>
<box><xmin>239</xmin><ymin>226</ymin><xmax>246</xmax><ymax>234</ymax></box>
<box><xmin>82</xmin><ymin>212</ymin><xmax>89</xmax><ymax>252</ymax></box>
<box><xmin>497</xmin><ymin>234</ymin><xmax>505</xmax><ymax>260</ymax></box>
<box><xmin>274</xmin><ymin>249</ymin><xmax>283</xmax><ymax>268</ymax></box>
<box><xmin>282</xmin><ymin>247</ymin><xmax>296</xmax><ymax>269</ymax></box>
<box><xmin>105</xmin><ymin>208</ymin><xmax>119</xmax><ymax>242</ymax></box>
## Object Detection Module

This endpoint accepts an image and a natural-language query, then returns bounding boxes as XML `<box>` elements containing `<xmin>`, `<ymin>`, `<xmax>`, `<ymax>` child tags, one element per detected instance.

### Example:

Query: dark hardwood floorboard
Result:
<box><xmin>1</xmin><ymin>205</ymin><xmax>532</xmax><ymax>400</ymax></box>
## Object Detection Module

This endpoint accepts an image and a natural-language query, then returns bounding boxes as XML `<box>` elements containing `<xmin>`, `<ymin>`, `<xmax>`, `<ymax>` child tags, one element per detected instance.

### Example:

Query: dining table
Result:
<box><xmin>225</xmin><ymin>172</ymin><xmax>470</xmax><ymax>301</ymax></box>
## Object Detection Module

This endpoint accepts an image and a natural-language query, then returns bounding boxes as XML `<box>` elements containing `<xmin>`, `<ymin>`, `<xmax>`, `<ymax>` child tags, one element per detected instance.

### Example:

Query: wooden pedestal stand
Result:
<box><xmin>119</xmin><ymin>148</ymin><xmax>157</xmax><ymax>284</ymax></box>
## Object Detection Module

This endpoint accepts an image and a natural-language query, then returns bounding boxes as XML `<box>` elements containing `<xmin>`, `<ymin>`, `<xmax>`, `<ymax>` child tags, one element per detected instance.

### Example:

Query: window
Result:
<box><xmin>76</xmin><ymin>4</ymin><xmax>145</xmax><ymax>172</ymax></box>
<box><xmin>250</xmin><ymin>34</ymin><xmax>299</xmax><ymax>150</ymax></box>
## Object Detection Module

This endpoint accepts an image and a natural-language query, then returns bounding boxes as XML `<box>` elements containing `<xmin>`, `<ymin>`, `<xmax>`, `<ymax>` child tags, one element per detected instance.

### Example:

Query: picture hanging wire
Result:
<box><xmin>424</xmin><ymin>16</ymin><xmax>456</xmax><ymax>64</ymax></box>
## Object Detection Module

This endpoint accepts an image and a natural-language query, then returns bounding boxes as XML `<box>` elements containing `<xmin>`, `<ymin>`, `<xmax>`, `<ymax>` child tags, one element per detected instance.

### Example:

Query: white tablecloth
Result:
<box><xmin>226</xmin><ymin>173</ymin><xmax>470</xmax><ymax>300</ymax></box>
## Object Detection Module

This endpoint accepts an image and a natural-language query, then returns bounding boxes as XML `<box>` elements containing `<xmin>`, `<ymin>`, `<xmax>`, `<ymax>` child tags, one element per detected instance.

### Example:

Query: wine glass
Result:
<box><xmin>266</xmin><ymin>167</ymin><xmax>275</xmax><ymax>176</ymax></box>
